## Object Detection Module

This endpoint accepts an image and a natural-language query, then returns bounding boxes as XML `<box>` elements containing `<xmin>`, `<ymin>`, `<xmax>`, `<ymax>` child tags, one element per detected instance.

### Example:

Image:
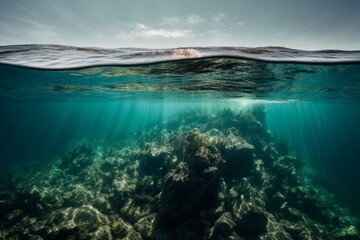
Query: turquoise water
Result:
<box><xmin>1</xmin><ymin>45</ymin><xmax>360</xmax><ymax>239</ymax></box>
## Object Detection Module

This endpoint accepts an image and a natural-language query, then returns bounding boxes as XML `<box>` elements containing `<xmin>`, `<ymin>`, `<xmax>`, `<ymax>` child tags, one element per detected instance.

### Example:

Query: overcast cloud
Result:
<box><xmin>0</xmin><ymin>0</ymin><xmax>359</xmax><ymax>49</ymax></box>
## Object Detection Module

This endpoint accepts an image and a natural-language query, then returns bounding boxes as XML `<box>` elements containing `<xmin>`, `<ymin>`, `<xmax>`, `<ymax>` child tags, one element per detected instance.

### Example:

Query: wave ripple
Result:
<box><xmin>0</xmin><ymin>45</ymin><xmax>359</xmax><ymax>69</ymax></box>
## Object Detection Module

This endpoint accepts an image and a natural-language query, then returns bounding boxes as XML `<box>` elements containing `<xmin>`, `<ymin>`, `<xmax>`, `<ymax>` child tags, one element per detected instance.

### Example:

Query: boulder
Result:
<box><xmin>110</xmin><ymin>218</ymin><xmax>133</xmax><ymax>238</ymax></box>
<box><xmin>72</xmin><ymin>205</ymin><xmax>108</xmax><ymax>232</ymax></box>
<box><xmin>158</xmin><ymin>162</ymin><xmax>203</xmax><ymax>226</ymax></box>
<box><xmin>120</xmin><ymin>198</ymin><xmax>152</xmax><ymax>223</ymax></box>
<box><xmin>158</xmin><ymin>155</ymin><xmax>219</xmax><ymax>224</ymax></box>
<box><xmin>92</xmin><ymin>225</ymin><xmax>112</xmax><ymax>240</ymax></box>
<box><xmin>134</xmin><ymin>214</ymin><xmax>156</xmax><ymax>239</ymax></box>
<box><xmin>235</xmin><ymin>211</ymin><xmax>268</xmax><ymax>238</ymax></box>
<box><xmin>60</xmin><ymin>142</ymin><xmax>95</xmax><ymax>174</ymax></box>
<box><xmin>220</xmin><ymin>134</ymin><xmax>254</xmax><ymax>179</ymax></box>
<box><xmin>13</xmin><ymin>190</ymin><xmax>42</xmax><ymax>216</ymax></box>
<box><xmin>139</xmin><ymin>144</ymin><xmax>170</xmax><ymax>176</ymax></box>
<box><xmin>190</xmin><ymin>146</ymin><xmax>222</xmax><ymax>175</ymax></box>
<box><xmin>210</xmin><ymin>212</ymin><xmax>236</xmax><ymax>239</ymax></box>
<box><xmin>124</xmin><ymin>229</ymin><xmax>143</xmax><ymax>240</ymax></box>
<box><xmin>46</xmin><ymin>205</ymin><xmax>108</xmax><ymax>239</ymax></box>
<box><xmin>5</xmin><ymin>209</ymin><xmax>24</xmax><ymax>226</ymax></box>
<box><xmin>331</xmin><ymin>226</ymin><xmax>360</xmax><ymax>240</ymax></box>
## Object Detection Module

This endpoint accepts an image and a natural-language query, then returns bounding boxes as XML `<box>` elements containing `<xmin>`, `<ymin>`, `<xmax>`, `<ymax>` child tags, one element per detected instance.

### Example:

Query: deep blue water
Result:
<box><xmin>267</xmin><ymin>103</ymin><xmax>360</xmax><ymax>207</ymax></box>
<box><xmin>1</xmin><ymin>45</ymin><xmax>360</xmax><ymax>239</ymax></box>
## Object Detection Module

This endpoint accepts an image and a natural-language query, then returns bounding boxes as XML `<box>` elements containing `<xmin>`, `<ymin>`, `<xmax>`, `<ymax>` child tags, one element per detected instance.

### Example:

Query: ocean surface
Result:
<box><xmin>0</xmin><ymin>45</ymin><xmax>360</xmax><ymax>239</ymax></box>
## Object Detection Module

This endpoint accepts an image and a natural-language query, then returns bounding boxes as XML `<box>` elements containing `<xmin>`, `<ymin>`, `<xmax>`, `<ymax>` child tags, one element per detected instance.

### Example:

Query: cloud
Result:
<box><xmin>208</xmin><ymin>29</ymin><xmax>232</xmax><ymax>36</ymax></box>
<box><xmin>163</xmin><ymin>17</ymin><xmax>180</xmax><ymax>24</ymax></box>
<box><xmin>214</xmin><ymin>13</ymin><xmax>226</xmax><ymax>22</ymax></box>
<box><xmin>25</xmin><ymin>22</ymin><xmax>58</xmax><ymax>37</ymax></box>
<box><xmin>187</xmin><ymin>15</ymin><xmax>203</xmax><ymax>24</ymax></box>
<box><xmin>116</xmin><ymin>23</ymin><xmax>192</xmax><ymax>39</ymax></box>
<box><xmin>0</xmin><ymin>17</ymin><xmax>60</xmax><ymax>42</ymax></box>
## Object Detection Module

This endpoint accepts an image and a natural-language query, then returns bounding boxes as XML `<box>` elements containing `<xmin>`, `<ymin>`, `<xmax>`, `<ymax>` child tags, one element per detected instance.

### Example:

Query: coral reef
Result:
<box><xmin>0</xmin><ymin>107</ymin><xmax>359</xmax><ymax>240</ymax></box>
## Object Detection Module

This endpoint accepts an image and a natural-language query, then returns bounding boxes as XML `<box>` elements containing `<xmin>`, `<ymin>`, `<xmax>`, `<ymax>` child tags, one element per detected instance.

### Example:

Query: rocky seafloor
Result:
<box><xmin>0</xmin><ymin>107</ymin><xmax>359</xmax><ymax>240</ymax></box>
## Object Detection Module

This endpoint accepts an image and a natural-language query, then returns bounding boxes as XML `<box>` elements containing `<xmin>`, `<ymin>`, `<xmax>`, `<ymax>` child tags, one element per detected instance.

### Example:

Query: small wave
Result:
<box><xmin>171</xmin><ymin>48</ymin><xmax>203</xmax><ymax>59</ymax></box>
<box><xmin>0</xmin><ymin>45</ymin><xmax>359</xmax><ymax>69</ymax></box>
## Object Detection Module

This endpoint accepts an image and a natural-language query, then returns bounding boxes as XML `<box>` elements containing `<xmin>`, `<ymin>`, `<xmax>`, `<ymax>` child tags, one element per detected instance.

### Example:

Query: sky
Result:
<box><xmin>0</xmin><ymin>0</ymin><xmax>359</xmax><ymax>50</ymax></box>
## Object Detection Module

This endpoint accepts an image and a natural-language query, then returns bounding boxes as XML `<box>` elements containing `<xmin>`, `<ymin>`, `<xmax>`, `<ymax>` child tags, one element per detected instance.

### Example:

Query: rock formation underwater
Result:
<box><xmin>0</xmin><ymin>107</ymin><xmax>359</xmax><ymax>240</ymax></box>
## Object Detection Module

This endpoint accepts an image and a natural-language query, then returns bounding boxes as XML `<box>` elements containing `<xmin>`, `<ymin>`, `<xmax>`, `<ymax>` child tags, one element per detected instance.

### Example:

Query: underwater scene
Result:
<box><xmin>1</xmin><ymin>45</ymin><xmax>360</xmax><ymax>240</ymax></box>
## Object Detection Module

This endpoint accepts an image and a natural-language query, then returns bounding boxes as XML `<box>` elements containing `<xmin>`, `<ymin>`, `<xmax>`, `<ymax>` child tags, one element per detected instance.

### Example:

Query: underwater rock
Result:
<box><xmin>160</xmin><ymin>129</ymin><xmax>221</xmax><ymax>215</ymax></box>
<box><xmin>0</xmin><ymin>200</ymin><xmax>12</xmax><ymax>222</ymax></box>
<box><xmin>120</xmin><ymin>198</ymin><xmax>152</xmax><ymax>223</ymax></box>
<box><xmin>94</xmin><ymin>196</ymin><xmax>113</xmax><ymax>215</ymax></box>
<box><xmin>92</xmin><ymin>225</ymin><xmax>112</xmax><ymax>240</ymax></box>
<box><xmin>232</xmin><ymin>176</ymin><xmax>267</xmax><ymax>212</ymax></box>
<box><xmin>209</xmin><ymin>212</ymin><xmax>236</xmax><ymax>239</ymax></box>
<box><xmin>100</xmin><ymin>160</ymin><xmax>114</xmax><ymax>173</ymax></box>
<box><xmin>46</xmin><ymin>205</ymin><xmax>109</xmax><ymax>239</ymax></box>
<box><xmin>267</xmin><ymin>192</ymin><xmax>286</xmax><ymax>212</ymax></box>
<box><xmin>13</xmin><ymin>190</ymin><xmax>42</xmax><ymax>216</ymax></box>
<box><xmin>227</xmin><ymin>232</ymin><xmax>244</xmax><ymax>240</ymax></box>
<box><xmin>1</xmin><ymin>109</ymin><xmax>360</xmax><ymax>240</ymax></box>
<box><xmin>124</xmin><ymin>229</ymin><xmax>143</xmax><ymax>240</ymax></box>
<box><xmin>158</xmin><ymin>162</ymin><xmax>203</xmax><ymax>226</ymax></box>
<box><xmin>110</xmin><ymin>166</ymin><xmax>138</xmax><ymax>208</ymax></box>
<box><xmin>190</xmin><ymin>145</ymin><xmax>222</xmax><ymax>174</ymax></box>
<box><xmin>261</xmin><ymin>144</ymin><xmax>279</xmax><ymax>168</ymax></box>
<box><xmin>331</xmin><ymin>226</ymin><xmax>360</xmax><ymax>240</ymax></box>
<box><xmin>155</xmin><ymin>219</ymin><xmax>205</xmax><ymax>240</ymax></box>
<box><xmin>72</xmin><ymin>205</ymin><xmax>108</xmax><ymax>231</ymax></box>
<box><xmin>60</xmin><ymin>142</ymin><xmax>95</xmax><ymax>174</ymax></box>
<box><xmin>139</xmin><ymin>143</ymin><xmax>171</xmax><ymax>176</ymax></box>
<box><xmin>5</xmin><ymin>209</ymin><xmax>24</xmax><ymax>226</ymax></box>
<box><xmin>159</xmin><ymin>166</ymin><xmax>217</xmax><ymax>235</ymax></box>
<box><xmin>284</xmin><ymin>207</ymin><xmax>304</xmax><ymax>223</ymax></box>
<box><xmin>134</xmin><ymin>214</ymin><xmax>156</xmax><ymax>239</ymax></box>
<box><xmin>62</xmin><ymin>184</ymin><xmax>94</xmax><ymax>208</ymax></box>
<box><xmin>110</xmin><ymin>218</ymin><xmax>133</xmax><ymax>238</ymax></box>
<box><xmin>134</xmin><ymin>175</ymin><xmax>161</xmax><ymax>203</ymax></box>
<box><xmin>220</xmin><ymin>134</ymin><xmax>254</xmax><ymax>179</ymax></box>
<box><xmin>235</xmin><ymin>211</ymin><xmax>268</xmax><ymax>238</ymax></box>
<box><xmin>298</xmin><ymin>196</ymin><xmax>328</xmax><ymax>223</ymax></box>
<box><xmin>177</xmin><ymin>128</ymin><xmax>208</xmax><ymax>159</ymax></box>
<box><xmin>253</xmin><ymin>159</ymin><xmax>270</xmax><ymax>188</ymax></box>
<box><xmin>281</xmin><ymin>221</ymin><xmax>314</xmax><ymax>240</ymax></box>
